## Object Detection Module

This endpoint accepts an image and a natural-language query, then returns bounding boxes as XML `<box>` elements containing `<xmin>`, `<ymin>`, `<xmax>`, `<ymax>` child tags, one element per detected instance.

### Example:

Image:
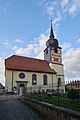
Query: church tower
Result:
<box><xmin>44</xmin><ymin>21</ymin><xmax>64</xmax><ymax>87</ymax></box>
<box><xmin>44</xmin><ymin>21</ymin><xmax>62</xmax><ymax>64</ymax></box>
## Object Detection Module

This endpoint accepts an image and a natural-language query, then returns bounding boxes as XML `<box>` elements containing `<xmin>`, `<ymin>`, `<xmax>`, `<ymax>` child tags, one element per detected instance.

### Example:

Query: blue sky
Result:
<box><xmin>0</xmin><ymin>0</ymin><xmax>80</xmax><ymax>85</ymax></box>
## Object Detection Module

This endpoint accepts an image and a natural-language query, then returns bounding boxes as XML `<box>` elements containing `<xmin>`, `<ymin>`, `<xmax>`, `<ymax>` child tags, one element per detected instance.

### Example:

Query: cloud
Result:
<box><xmin>15</xmin><ymin>44</ymin><xmax>34</xmax><ymax>55</ymax></box>
<box><xmin>13</xmin><ymin>33</ymin><xmax>48</xmax><ymax>58</ymax></box>
<box><xmin>3</xmin><ymin>39</ymin><xmax>12</xmax><ymax>48</ymax></box>
<box><xmin>38</xmin><ymin>0</ymin><xmax>80</xmax><ymax>27</ymax></box>
<box><xmin>61</xmin><ymin>0</ymin><xmax>69</xmax><ymax>9</ymax></box>
<box><xmin>68</xmin><ymin>0</ymin><xmax>80</xmax><ymax>15</ymax></box>
<box><xmin>0</xmin><ymin>58</ymin><xmax>5</xmax><ymax>85</ymax></box>
<box><xmin>0</xmin><ymin>58</ymin><xmax>5</xmax><ymax>73</ymax></box>
<box><xmin>74</xmin><ymin>37</ymin><xmax>80</xmax><ymax>44</ymax></box>
<box><xmin>45</xmin><ymin>1</ymin><xmax>56</xmax><ymax>16</ymax></box>
<box><xmin>63</xmin><ymin>46</ymin><xmax>80</xmax><ymax>80</ymax></box>
<box><xmin>61</xmin><ymin>43</ymin><xmax>71</xmax><ymax>51</ymax></box>
<box><xmin>77</xmin><ymin>38</ymin><xmax>80</xmax><ymax>43</ymax></box>
<box><xmin>69</xmin><ymin>4</ymin><xmax>77</xmax><ymax>14</ymax></box>
<box><xmin>15</xmin><ymin>38</ymin><xmax>23</xmax><ymax>43</ymax></box>
<box><xmin>12</xmin><ymin>46</ymin><xmax>18</xmax><ymax>50</ymax></box>
<box><xmin>34</xmin><ymin>34</ymin><xmax>48</xmax><ymax>59</ymax></box>
<box><xmin>61</xmin><ymin>42</ymin><xmax>80</xmax><ymax>80</ymax></box>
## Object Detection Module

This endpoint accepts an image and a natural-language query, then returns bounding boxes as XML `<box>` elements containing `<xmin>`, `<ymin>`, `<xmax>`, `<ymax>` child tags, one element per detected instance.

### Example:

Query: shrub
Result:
<box><xmin>67</xmin><ymin>89</ymin><xmax>80</xmax><ymax>99</ymax></box>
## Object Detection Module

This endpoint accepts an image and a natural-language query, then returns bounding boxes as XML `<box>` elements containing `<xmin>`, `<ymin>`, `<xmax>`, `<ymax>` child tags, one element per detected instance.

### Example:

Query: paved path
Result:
<box><xmin>0</xmin><ymin>95</ymin><xmax>45</xmax><ymax>120</ymax></box>
<box><xmin>0</xmin><ymin>95</ymin><xmax>19</xmax><ymax>101</ymax></box>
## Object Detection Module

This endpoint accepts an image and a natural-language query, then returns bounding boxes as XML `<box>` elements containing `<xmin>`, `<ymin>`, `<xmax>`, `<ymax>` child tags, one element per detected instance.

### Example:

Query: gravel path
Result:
<box><xmin>0</xmin><ymin>95</ymin><xmax>45</xmax><ymax>120</ymax></box>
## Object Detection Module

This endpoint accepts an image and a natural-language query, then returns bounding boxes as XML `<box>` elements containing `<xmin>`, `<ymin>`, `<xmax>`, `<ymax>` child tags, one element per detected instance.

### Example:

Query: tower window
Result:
<box><xmin>58</xmin><ymin>77</ymin><xmax>61</xmax><ymax>86</ymax></box>
<box><xmin>58</xmin><ymin>49</ymin><xmax>61</xmax><ymax>54</ymax></box>
<box><xmin>54</xmin><ymin>47</ymin><xmax>57</xmax><ymax>53</ymax></box>
<box><xmin>43</xmin><ymin>75</ymin><xmax>47</xmax><ymax>85</ymax></box>
<box><xmin>32</xmin><ymin>74</ymin><xmax>37</xmax><ymax>85</ymax></box>
<box><xmin>58</xmin><ymin>58</ymin><xmax>61</xmax><ymax>62</ymax></box>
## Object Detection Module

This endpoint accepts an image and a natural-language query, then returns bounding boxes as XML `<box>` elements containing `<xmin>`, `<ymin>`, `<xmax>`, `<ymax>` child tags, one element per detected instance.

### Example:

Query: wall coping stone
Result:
<box><xmin>21</xmin><ymin>96</ymin><xmax>80</xmax><ymax>120</ymax></box>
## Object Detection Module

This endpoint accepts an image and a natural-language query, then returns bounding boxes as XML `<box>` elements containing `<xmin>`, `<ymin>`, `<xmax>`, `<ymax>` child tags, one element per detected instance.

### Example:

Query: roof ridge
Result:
<box><xmin>6</xmin><ymin>54</ymin><xmax>46</xmax><ymax>62</ymax></box>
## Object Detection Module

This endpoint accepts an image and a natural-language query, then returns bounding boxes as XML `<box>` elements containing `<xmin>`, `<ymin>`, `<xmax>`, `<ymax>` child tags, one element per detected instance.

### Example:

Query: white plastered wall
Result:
<box><xmin>5</xmin><ymin>70</ymin><xmax>12</xmax><ymax>92</ymax></box>
<box><xmin>49</xmin><ymin>63</ymin><xmax>65</xmax><ymax>92</ymax></box>
<box><xmin>5</xmin><ymin>69</ymin><xmax>57</xmax><ymax>92</ymax></box>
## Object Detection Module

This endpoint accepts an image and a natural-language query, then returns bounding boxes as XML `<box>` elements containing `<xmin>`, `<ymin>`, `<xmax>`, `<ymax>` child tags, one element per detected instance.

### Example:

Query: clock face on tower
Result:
<box><xmin>51</xmin><ymin>47</ymin><xmax>54</xmax><ymax>50</ymax></box>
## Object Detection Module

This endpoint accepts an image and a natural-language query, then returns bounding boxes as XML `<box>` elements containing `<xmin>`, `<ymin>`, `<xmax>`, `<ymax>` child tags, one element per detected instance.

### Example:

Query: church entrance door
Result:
<box><xmin>16</xmin><ymin>81</ymin><xmax>28</xmax><ymax>95</ymax></box>
<box><xmin>19</xmin><ymin>84</ymin><xmax>24</xmax><ymax>96</ymax></box>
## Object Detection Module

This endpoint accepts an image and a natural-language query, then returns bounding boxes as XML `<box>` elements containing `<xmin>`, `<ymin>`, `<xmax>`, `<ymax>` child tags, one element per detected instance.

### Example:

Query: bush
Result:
<box><xmin>67</xmin><ymin>89</ymin><xmax>80</xmax><ymax>99</ymax></box>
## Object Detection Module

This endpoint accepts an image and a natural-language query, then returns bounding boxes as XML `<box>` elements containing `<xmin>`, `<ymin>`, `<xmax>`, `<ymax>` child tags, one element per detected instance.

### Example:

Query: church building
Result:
<box><xmin>5</xmin><ymin>23</ymin><xmax>65</xmax><ymax>94</ymax></box>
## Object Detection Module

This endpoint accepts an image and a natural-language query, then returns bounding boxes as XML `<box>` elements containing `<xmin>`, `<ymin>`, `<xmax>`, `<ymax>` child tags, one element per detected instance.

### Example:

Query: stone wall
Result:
<box><xmin>20</xmin><ymin>96</ymin><xmax>80</xmax><ymax>120</ymax></box>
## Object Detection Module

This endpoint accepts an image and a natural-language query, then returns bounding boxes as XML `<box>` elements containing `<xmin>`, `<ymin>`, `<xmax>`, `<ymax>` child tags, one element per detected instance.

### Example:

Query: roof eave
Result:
<box><xmin>6</xmin><ymin>68</ymin><xmax>56</xmax><ymax>74</ymax></box>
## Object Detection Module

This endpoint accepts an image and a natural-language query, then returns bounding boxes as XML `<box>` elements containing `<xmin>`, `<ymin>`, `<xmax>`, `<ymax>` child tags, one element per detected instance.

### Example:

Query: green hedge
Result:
<box><xmin>67</xmin><ymin>89</ymin><xmax>80</xmax><ymax>99</ymax></box>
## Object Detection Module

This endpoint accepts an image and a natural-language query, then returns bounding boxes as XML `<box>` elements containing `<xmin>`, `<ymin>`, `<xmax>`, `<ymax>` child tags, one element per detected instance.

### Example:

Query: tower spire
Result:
<box><xmin>50</xmin><ymin>20</ymin><xmax>54</xmax><ymax>39</ymax></box>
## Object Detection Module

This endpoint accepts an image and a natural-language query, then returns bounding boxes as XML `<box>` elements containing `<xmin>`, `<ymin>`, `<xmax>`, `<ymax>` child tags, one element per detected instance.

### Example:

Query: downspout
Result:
<box><xmin>52</xmin><ymin>74</ymin><xmax>53</xmax><ymax>93</ymax></box>
<box><xmin>12</xmin><ymin>70</ymin><xmax>14</xmax><ymax>92</ymax></box>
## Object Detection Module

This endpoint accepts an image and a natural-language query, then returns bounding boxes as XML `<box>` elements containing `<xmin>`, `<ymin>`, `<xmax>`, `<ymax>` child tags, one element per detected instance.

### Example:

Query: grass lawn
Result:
<box><xmin>25</xmin><ymin>94</ymin><xmax>80</xmax><ymax>112</ymax></box>
<box><xmin>0</xmin><ymin>93</ymin><xmax>4</xmax><ymax>96</ymax></box>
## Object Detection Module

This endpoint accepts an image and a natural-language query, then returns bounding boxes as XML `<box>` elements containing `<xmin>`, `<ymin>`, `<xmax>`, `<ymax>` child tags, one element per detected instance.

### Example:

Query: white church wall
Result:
<box><xmin>49</xmin><ymin>63</ymin><xmax>64</xmax><ymax>82</ymax></box>
<box><xmin>49</xmin><ymin>63</ymin><xmax>64</xmax><ymax>76</ymax></box>
<box><xmin>5</xmin><ymin>69</ymin><xmax>57</xmax><ymax>92</ymax></box>
<box><xmin>5</xmin><ymin>70</ymin><xmax>13</xmax><ymax>92</ymax></box>
<box><xmin>49</xmin><ymin>63</ymin><xmax>65</xmax><ymax>92</ymax></box>
<box><xmin>44</xmin><ymin>48</ymin><xmax>50</xmax><ymax>63</ymax></box>
<box><xmin>13</xmin><ymin>71</ymin><xmax>54</xmax><ymax>87</ymax></box>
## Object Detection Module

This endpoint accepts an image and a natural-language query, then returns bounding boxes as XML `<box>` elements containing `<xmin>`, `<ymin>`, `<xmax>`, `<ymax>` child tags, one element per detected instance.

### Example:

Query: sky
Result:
<box><xmin>0</xmin><ymin>0</ymin><xmax>80</xmax><ymax>86</ymax></box>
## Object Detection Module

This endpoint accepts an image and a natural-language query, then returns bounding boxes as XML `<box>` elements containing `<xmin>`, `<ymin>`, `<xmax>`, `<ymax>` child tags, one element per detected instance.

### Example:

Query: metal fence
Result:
<box><xmin>25</xmin><ymin>80</ymin><xmax>80</xmax><ymax>112</ymax></box>
<box><xmin>27</xmin><ymin>84</ymin><xmax>65</xmax><ymax>95</ymax></box>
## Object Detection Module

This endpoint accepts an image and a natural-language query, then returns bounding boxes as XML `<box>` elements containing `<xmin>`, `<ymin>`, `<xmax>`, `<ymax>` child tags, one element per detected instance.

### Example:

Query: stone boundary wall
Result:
<box><xmin>20</xmin><ymin>96</ymin><xmax>80</xmax><ymax>120</ymax></box>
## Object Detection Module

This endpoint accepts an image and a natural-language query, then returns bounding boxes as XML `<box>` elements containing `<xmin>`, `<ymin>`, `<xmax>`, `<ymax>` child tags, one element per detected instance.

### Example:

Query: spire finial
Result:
<box><xmin>51</xmin><ymin>20</ymin><xmax>53</xmax><ymax>28</ymax></box>
<box><xmin>50</xmin><ymin>20</ymin><xmax>54</xmax><ymax>38</ymax></box>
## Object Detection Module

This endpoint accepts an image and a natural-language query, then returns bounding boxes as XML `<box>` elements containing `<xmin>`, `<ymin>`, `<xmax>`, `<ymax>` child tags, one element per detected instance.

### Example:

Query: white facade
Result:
<box><xmin>5</xmin><ymin>69</ymin><xmax>57</xmax><ymax>94</ymax></box>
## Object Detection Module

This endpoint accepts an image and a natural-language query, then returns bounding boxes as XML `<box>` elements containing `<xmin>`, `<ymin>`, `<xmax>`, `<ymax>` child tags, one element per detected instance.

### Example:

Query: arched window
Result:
<box><xmin>43</xmin><ymin>75</ymin><xmax>47</xmax><ymax>85</ymax></box>
<box><xmin>32</xmin><ymin>74</ymin><xmax>37</xmax><ymax>85</ymax></box>
<box><xmin>58</xmin><ymin>77</ymin><xmax>61</xmax><ymax>87</ymax></box>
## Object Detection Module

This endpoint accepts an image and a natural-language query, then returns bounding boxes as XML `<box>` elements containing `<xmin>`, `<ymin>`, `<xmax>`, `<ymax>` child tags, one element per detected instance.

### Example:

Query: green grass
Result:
<box><xmin>25</xmin><ymin>94</ymin><xmax>80</xmax><ymax>112</ymax></box>
<box><xmin>0</xmin><ymin>93</ymin><xmax>4</xmax><ymax>96</ymax></box>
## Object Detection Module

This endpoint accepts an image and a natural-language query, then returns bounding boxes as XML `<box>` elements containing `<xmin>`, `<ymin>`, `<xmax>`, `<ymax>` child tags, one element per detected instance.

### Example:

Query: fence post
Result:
<box><xmin>57</xmin><ymin>77</ymin><xmax>61</xmax><ymax>106</ymax></box>
<box><xmin>57</xmin><ymin>84</ymin><xmax>59</xmax><ymax>106</ymax></box>
<box><xmin>39</xmin><ymin>85</ymin><xmax>41</xmax><ymax>101</ymax></box>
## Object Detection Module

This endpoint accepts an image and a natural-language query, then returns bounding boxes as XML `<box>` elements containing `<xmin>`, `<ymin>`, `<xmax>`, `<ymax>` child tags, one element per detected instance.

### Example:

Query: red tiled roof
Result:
<box><xmin>5</xmin><ymin>55</ymin><xmax>56</xmax><ymax>74</ymax></box>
